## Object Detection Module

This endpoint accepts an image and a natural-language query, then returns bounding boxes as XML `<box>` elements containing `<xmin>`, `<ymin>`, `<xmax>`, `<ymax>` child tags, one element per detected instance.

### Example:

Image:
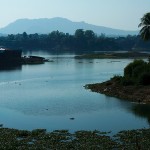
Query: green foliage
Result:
<box><xmin>111</xmin><ymin>75</ymin><xmax>122</xmax><ymax>82</ymax></box>
<box><xmin>121</xmin><ymin>77</ymin><xmax>134</xmax><ymax>86</ymax></box>
<box><xmin>1</xmin><ymin>29</ymin><xmax>150</xmax><ymax>51</ymax></box>
<box><xmin>122</xmin><ymin>59</ymin><xmax>150</xmax><ymax>85</ymax></box>
<box><xmin>75</xmin><ymin>29</ymin><xmax>85</xmax><ymax>39</ymax></box>
<box><xmin>138</xmin><ymin>72</ymin><xmax>150</xmax><ymax>85</ymax></box>
<box><xmin>124</xmin><ymin>60</ymin><xmax>146</xmax><ymax>78</ymax></box>
<box><xmin>139</xmin><ymin>12</ymin><xmax>150</xmax><ymax>41</ymax></box>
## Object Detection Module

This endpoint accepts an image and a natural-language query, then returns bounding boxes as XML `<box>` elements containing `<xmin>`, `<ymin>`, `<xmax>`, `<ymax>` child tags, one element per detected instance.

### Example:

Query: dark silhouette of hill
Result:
<box><xmin>0</xmin><ymin>17</ymin><xmax>138</xmax><ymax>36</ymax></box>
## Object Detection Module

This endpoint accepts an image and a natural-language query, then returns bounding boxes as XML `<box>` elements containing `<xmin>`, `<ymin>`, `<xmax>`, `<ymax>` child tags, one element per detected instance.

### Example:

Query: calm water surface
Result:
<box><xmin>0</xmin><ymin>53</ymin><xmax>150</xmax><ymax>133</ymax></box>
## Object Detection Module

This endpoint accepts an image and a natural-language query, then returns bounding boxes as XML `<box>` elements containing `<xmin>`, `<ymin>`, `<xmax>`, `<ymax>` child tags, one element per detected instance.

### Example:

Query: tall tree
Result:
<box><xmin>75</xmin><ymin>29</ymin><xmax>84</xmax><ymax>39</ymax></box>
<box><xmin>138</xmin><ymin>12</ymin><xmax>150</xmax><ymax>41</ymax></box>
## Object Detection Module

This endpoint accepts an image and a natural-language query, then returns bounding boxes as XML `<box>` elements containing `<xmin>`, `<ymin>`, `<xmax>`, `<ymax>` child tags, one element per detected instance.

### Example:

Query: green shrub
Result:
<box><xmin>110</xmin><ymin>59</ymin><xmax>150</xmax><ymax>86</ymax></box>
<box><xmin>132</xmin><ymin>64</ymin><xmax>146</xmax><ymax>78</ymax></box>
<box><xmin>138</xmin><ymin>72</ymin><xmax>150</xmax><ymax>85</ymax></box>
<box><xmin>124</xmin><ymin>60</ymin><xmax>146</xmax><ymax>78</ymax></box>
<box><xmin>111</xmin><ymin>75</ymin><xmax>122</xmax><ymax>82</ymax></box>
<box><xmin>120</xmin><ymin>77</ymin><xmax>134</xmax><ymax>86</ymax></box>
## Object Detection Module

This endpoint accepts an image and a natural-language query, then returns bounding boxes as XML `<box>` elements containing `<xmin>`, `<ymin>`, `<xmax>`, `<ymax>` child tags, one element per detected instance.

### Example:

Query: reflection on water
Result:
<box><xmin>0</xmin><ymin>54</ymin><xmax>149</xmax><ymax>132</ymax></box>
<box><xmin>130</xmin><ymin>104</ymin><xmax>150</xmax><ymax>125</ymax></box>
<box><xmin>0</xmin><ymin>64</ymin><xmax>22</xmax><ymax>71</ymax></box>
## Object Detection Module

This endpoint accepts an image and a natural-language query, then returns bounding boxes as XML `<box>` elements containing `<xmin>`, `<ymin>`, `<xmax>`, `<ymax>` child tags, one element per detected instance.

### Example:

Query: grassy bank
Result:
<box><xmin>75</xmin><ymin>51</ymin><xmax>150</xmax><ymax>59</ymax></box>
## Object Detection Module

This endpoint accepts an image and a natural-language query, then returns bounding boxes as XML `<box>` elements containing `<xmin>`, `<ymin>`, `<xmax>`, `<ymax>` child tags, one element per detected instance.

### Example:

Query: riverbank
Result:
<box><xmin>86</xmin><ymin>78</ymin><xmax>150</xmax><ymax>103</ymax></box>
<box><xmin>0</xmin><ymin>127</ymin><xmax>149</xmax><ymax>149</ymax></box>
<box><xmin>75</xmin><ymin>51</ymin><xmax>150</xmax><ymax>59</ymax></box>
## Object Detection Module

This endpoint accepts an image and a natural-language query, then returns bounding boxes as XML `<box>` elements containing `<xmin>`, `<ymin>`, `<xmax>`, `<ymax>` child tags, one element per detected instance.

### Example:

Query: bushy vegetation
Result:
<box><xmin>115</xmin><ymin>59</ymin><xmax>150</xmax><ymax>86</ymax></box>
<box><xmin>0</xmin><ymin>29</ymin><xmax>150</xmax><ymax>52</ymax></box>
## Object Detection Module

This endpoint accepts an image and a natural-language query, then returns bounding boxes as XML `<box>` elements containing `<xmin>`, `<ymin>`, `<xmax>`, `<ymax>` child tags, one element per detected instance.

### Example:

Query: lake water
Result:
<box><xmin>0</xmin><ymin>53</ymin><xmax>150</xmax><ymax>133</ymax></box>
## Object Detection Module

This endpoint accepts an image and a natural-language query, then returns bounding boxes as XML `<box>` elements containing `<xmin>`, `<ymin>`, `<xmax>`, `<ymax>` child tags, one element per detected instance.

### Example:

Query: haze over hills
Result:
<box><xmin>0</xmin><ymin>17</ymin><xmax>138</xmax><ymax>36</ymax></box>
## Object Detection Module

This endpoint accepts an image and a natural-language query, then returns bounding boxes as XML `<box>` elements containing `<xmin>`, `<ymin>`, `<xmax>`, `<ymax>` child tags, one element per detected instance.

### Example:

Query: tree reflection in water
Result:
<box><xmin>131</xmin><ymin>104</ymin><xmax>150</xmax><ymax>125</ymax></box>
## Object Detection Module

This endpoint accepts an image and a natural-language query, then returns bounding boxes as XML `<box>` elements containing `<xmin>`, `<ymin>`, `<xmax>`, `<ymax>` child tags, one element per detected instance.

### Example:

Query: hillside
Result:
<box><xmin>0</xmin><ymin>17</ymin><xmax>138</xmax><ymax>36</ymax></box>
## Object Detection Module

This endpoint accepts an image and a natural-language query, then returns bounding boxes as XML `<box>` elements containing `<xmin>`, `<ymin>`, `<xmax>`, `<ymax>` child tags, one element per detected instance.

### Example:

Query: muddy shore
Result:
<box><xmin>86</xmin><ymin>79</ymin><xmax>150</xmax><ymax>104</ymax></box>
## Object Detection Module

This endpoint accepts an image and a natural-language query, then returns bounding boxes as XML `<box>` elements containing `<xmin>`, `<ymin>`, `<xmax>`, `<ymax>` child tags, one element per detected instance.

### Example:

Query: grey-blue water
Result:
<box><xmin>0</xmin><ymin>53</ymin><xmax>150</xmax><ymax>133</ymax></box>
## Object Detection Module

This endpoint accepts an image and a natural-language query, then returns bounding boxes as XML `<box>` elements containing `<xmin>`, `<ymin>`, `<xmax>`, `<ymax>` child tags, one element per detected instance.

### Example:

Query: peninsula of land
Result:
<box><xmin>86</xmin><ymin>59</ymin><xmax>150</xmax><ymax>104</ymax></box>
<box><xmin>86</xmin><ymin>79</ymin><xmax>150</xmax><ymax>103</ymax></box>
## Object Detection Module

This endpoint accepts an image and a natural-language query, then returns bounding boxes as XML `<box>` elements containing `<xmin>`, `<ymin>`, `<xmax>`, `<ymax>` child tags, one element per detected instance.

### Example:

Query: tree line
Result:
<box><xmin>0</xmin><ymin>29</ymin><xmax>150</xmax><ymax>52</ymax></box>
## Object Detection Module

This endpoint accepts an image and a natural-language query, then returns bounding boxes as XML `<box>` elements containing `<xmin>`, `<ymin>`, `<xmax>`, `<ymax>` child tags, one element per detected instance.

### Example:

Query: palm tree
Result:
<box><xmin>138</xmin><ymin>12</ymin><xmax>150</xmax><ymax>41</ymax></box>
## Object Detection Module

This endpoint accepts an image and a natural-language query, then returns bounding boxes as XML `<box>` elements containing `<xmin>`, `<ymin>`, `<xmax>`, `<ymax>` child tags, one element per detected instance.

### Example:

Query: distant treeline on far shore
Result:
<box><xmin>0</xmin><ymin>29</ymin><xmax>150</xmax><ymax>52</ymax></box>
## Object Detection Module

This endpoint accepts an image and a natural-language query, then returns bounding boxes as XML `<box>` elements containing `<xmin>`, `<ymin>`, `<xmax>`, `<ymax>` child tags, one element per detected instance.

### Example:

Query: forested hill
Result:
<box><xmin>0</xmin><ymin>18</ymin><xmax>137</xmax><ymax>36</ymax></box>
<box><xmin>0</xmin><ymin>29</ymin><xmax>150</xmax><ymax>52</ymax></box>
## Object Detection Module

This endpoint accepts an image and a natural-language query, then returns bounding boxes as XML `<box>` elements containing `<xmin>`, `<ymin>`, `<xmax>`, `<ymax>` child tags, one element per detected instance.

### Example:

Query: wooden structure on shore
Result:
<box><xmin>0</xmin><ymin>48</ymin><xmax>48</xmax><ymax>69</ymax></box>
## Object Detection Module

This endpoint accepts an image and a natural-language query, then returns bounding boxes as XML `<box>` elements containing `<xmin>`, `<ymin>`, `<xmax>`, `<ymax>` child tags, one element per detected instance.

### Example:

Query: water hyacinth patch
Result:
<box><xmin>0</xmin><ymin>128</ymin><xmax>149</xmax><ymax>149</ymax></box>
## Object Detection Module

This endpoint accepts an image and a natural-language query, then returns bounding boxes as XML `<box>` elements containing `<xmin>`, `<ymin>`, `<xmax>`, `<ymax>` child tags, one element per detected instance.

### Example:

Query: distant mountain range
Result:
<box><xmin>0</xmin><ymin>17</ymin><xmax>138</xmax><ymax>36</ymax></box>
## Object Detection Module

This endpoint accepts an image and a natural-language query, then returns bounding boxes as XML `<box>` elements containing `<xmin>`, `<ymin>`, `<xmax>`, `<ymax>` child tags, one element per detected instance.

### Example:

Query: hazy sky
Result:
<box><xmin>0</xmin><ymin>0</ymin><xmax>150</xmax><ymax>30</ymax></box>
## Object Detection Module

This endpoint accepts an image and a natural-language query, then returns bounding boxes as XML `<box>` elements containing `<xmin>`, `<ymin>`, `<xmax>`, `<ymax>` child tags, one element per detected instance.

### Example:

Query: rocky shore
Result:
<box><xmin>86</xmin><ymin>79</ymin><xmax>150</xmax><ymax>104</ymax></box>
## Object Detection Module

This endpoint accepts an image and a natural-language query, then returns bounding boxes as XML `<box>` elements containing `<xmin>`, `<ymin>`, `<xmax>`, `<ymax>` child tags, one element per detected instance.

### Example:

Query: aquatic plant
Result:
<box><xmin>0</xmin><ymin>127</ymin><xmax>150</xmax><ymax>149</ymax></box>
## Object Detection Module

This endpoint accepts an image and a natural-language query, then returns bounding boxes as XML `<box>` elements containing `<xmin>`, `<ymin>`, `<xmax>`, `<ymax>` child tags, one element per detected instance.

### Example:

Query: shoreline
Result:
<box><xmin>85</xmin><ymin>79</ymin><xmax>150</xmax><ymax>104</ymax></box>
<box><xmin>0</xmin><ymin>127</ymin><xmax>149</xmax><ymax>149</ymax></box>
<box><xmin>75</xmin><ymin>51</ymin><xmax>150</xmax><ymax>59</ymax></box>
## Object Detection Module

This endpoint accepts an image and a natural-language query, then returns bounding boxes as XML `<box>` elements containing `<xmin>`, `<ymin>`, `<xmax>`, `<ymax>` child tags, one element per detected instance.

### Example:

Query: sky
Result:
<box><xmin>0</xmin><ymin>0</ymin><xmax>150</xmax><ymax>30</ymax></box>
